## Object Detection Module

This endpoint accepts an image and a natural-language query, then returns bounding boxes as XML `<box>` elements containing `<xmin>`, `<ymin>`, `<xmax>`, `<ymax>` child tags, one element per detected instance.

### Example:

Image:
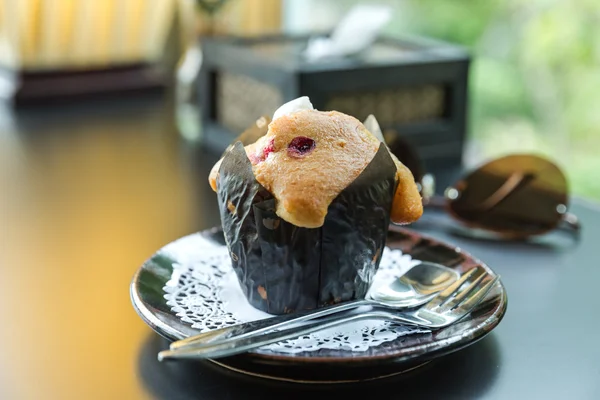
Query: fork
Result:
<box><xmin>158</xmin><ymin>267</ymin><xmax>498</xmax><ymax>361</ymax></box>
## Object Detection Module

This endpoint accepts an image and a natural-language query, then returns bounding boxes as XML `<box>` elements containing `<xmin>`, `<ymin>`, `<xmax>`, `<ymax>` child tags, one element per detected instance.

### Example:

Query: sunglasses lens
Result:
<box><xmin>448</xmin><ymin>155</ymin><xmax>568</xmax><ymax>237</ymax></box>
<box><xmin>385</xmin><ymin>134</ymin><xmax>424</xmax><ymax>183</ymax></box>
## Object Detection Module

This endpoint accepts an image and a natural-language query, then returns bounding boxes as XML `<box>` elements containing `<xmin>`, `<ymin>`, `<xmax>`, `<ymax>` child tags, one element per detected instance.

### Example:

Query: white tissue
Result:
<box><xmin>272</xmin><ymin>96</ymin><xmax>314</xmax><ymax>120</ymax></box>
<box><xmin>304</xmin><ymin>4</ymin><xmax>392</xmax><ymax>62</ymax></box>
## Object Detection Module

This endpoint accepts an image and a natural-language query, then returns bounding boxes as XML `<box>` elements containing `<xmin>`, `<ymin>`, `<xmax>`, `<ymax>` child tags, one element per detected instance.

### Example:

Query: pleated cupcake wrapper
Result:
<box><xmin>217</xmin><ymin>141</ymin><xmax>397</xmax><ymax>314</ymax></box>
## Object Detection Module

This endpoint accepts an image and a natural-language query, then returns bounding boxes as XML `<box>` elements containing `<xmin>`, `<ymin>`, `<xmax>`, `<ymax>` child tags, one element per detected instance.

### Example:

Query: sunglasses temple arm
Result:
<box><xmin>559</xmin><ymin>212</ymin><xmax>581</xmax><ymax>236</ymax></box>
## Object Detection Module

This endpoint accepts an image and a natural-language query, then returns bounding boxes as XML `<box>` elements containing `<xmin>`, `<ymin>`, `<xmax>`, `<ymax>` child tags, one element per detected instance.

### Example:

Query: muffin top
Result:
<box><xmin>209</xmin><ymin>97</ymin><xmax>422</xmax><ymax>228</ymax></box>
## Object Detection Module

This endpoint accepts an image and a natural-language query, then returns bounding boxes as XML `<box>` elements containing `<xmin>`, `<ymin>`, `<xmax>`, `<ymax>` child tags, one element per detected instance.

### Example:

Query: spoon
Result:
<box><xmin>166</xmin><ymin>261</ymin><xmax>460</xmax><ymax>352</ymax></box>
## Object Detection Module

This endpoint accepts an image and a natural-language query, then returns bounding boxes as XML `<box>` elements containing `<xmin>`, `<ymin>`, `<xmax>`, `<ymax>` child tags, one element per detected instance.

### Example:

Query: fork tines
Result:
<box><xmin>426</xmin><ymin>266</ymin><xmax>498</xmax><ymax>313</ymax></box>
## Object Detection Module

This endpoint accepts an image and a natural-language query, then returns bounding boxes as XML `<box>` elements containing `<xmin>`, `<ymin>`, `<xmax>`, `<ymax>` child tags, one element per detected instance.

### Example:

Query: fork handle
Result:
<box><xmin>159</xmin><ymin>310</ymin><xmax>424</xmax><ymax>361</ymax></box>
<box><xmin>169</xmin><ymin>298</ymin><xmax>372</xmax><ymax>350</ymax></box>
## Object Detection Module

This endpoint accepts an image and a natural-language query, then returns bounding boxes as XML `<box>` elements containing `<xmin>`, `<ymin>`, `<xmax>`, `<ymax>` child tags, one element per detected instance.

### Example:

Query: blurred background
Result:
<box><xmin>1</xmin><ymin>0</ymin><xmax>599</xmax><ymax>196</ymax></box>
<box><xmin>284</xmin><ymin>0</ymin><xmax>600</xmax><ymax>200</ymax></box>
<box><xmin>0</xmin><ymin>1</ymin><xmax>598</xmax><ymax>399</ymax></box>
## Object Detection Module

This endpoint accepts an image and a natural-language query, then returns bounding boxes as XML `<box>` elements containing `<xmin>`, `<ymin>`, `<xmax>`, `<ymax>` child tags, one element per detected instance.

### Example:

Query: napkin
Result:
<box><xmin>303</xmin><ymin>4</ymin><xmax>393</xmax><ymax>62</ymax></box>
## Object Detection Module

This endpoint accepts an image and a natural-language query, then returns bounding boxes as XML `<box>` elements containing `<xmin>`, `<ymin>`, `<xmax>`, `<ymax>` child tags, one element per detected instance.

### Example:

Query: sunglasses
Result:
<box><xmin>384</xmin><ymin>132</ymin><xmax>580</xmax><ymax>240</ymax></box>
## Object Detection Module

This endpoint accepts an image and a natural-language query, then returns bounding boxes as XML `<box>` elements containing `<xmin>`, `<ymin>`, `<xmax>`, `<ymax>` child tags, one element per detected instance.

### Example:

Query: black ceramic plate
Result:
<box><xmin>131</xmin><ymin>226</ymin><xmax>507</xmax><ymax>383</ymax></box>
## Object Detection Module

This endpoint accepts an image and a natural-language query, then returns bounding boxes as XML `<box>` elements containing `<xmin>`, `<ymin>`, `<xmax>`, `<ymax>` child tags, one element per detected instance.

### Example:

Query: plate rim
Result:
<box><xmin>206</xmin><ymin>358</ymin><xmax>432</xmax><ymax>384</ymax></box>
<box><xmin>130</xmin><ymin>226</ymin><xmax>507</xmax><ymax>366</ymax></box>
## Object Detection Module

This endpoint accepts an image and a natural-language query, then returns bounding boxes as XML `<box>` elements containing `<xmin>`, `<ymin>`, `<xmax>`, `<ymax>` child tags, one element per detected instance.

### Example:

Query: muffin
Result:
<box><xmin>209</xmin><ymin>97</ymin><xmax>422</xmax><ymax>314</ymax></box>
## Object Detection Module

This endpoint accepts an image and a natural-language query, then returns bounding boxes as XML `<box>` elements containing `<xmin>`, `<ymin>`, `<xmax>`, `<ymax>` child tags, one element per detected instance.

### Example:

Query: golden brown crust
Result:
<box><xmin>389</xmin><ymin>153</ymin><xmax>423</xmax><ymax>224</ymax></box>
<box><xmin>208</xmin><ymin>109</ymin><xmax>422</xmax><ymax>228</ymax></box>
<box><xmin>253</xmin><ymin>110</ymin><xmax>380</xmax><ymax>228</ymax></box>
<box><xmin>208</xmin><ymin>159</ymin><xmax>221</xmax><ymax>191</ymax></box>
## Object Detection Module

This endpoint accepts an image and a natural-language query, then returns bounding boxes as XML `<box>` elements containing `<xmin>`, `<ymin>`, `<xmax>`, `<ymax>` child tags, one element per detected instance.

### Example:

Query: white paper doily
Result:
<box><xmin>162</xmin><ymin>233</ymin><xmax>430</xmax><ymax>354</ymax></box>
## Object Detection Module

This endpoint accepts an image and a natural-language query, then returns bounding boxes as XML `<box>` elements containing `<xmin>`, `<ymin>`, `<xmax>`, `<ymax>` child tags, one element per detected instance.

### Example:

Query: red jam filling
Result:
<box><xmin>262</xmin><ymin>139</ymin><xmax>275</xmax><ymax>159</ymax></box>
<box><xmin>287</xmin><ymin>136</ymin><xmax>315</xmax><ymax>157</ymax></box>
<box><xmin>250</xmin><ymin>138</ymin><xmax>275</xmax><ymax>164</ymax></box>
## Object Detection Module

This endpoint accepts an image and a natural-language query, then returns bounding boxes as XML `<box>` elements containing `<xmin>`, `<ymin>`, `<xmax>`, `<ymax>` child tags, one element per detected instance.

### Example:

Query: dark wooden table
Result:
<box><xmin>1</xmin><ymin>94</ymin><xmax>599</xmax><ymax>399</ymax></box>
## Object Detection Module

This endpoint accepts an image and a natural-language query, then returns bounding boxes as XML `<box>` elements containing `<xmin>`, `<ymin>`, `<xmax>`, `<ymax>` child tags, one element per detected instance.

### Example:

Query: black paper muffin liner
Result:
<box><xmin>216</xmin><ymin>140</ymin><xmax>397</xmax><ymax>314</ymax></box>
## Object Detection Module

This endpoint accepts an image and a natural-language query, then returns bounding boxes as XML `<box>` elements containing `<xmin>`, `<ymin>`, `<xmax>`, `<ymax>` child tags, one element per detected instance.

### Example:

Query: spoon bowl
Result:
<box><xmin>368</xmin><ymin>261</ymin><xmax>460</xmax><ymax>307</ymax></box>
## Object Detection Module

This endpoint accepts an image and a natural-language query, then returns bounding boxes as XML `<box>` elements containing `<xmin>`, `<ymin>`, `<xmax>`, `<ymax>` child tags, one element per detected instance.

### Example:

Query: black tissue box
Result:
<box><xmin>198</xmin><ymin>33</ymin><xmax>470</xmax><ymax>182</ymax></box>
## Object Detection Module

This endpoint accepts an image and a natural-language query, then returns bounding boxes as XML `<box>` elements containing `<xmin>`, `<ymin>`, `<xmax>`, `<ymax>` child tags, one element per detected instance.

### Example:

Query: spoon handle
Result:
<box><xmin>169</xmin><ymin>298</ymin><xmax>372</xmax><ymax>351</ymax></box>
